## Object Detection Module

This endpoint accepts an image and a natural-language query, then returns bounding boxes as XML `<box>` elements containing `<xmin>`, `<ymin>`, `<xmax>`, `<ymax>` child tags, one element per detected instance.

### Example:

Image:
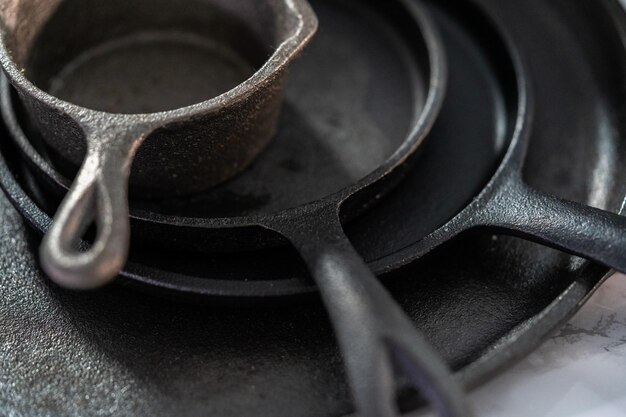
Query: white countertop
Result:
<box><xmin>470</xmin><ymin>273</ymin><xmax>626</xmax><ymax>417</ymax></box>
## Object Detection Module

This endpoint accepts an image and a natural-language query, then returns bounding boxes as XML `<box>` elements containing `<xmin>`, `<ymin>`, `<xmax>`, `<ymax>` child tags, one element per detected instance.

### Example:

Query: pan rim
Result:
<box><xmin>0</xmin><ymin>0</ymin><xmax>318</xmax><ymax>123</ymax></box>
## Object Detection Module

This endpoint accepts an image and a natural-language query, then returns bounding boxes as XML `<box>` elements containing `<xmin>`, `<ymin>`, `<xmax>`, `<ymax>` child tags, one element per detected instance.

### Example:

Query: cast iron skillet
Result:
<box><xmin>0</xmin><ymin>0</ymin><xmax>469</xmax><ymax>416</ymax></box>
<box><xmin>8</xmin><ymin>0</ymin><xmax>626</xmax><ymax>292</ymax></box>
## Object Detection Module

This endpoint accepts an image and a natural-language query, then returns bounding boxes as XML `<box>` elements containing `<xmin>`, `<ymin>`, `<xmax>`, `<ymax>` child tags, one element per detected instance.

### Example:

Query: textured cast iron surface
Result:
<box><xmin>1</xmin><ymin>0</ymin><xmax>626</xmax><ymax>417</ymax></box>
<box><xmin>0</xmin><ymin>0</ymin><xmax>318</xmax><ymax>289</ymax></box>
<box><xmin>2</xmin><ymin>0</ymin><xmax>463</xmax><ymax>416</ymax></box>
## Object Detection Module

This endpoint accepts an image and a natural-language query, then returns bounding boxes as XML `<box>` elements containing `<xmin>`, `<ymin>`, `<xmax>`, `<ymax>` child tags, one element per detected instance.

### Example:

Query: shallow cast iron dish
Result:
<box><xmin>0</xmin><ymin>0</ymin><xmax>318</xmax><ymax>288</ymax></box>
<box><xmin>2</xmin><ymin>0</ymin><xmax>626</xmax><ymax>415</ymax></box>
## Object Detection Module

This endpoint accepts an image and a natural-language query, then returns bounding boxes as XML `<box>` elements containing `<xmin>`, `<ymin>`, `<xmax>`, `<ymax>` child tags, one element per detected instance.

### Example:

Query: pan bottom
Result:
<box><xmin>24</xmin><ymin>0</ymin><xmax>273</xmax><ymax>115</ymax></box>
<box><xmin>46</xmin><ymin>31</ymin><xmax>256</xmax><ymax>114</ymax></box>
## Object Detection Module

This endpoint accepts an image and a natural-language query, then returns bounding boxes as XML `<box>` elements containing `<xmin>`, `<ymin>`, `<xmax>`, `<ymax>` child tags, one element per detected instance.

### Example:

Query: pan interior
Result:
<box><xmin>127</xmin><ymin>0</ymin><xmax>428</xmax><ymax>217</ymax></box>
<box><xmin>348</xmin><ymin>0</ymin><xmax>519</xmax><ymax>261</ymax></box>
<box><xmin>40</xmin><ymin>31</ymin><xmax>257</xmax><ymax>114</ymax></box>
<box><xmin>18</xmin><ymin>0</ymin><xmax>276</xmax><ymax>113</ymax></box>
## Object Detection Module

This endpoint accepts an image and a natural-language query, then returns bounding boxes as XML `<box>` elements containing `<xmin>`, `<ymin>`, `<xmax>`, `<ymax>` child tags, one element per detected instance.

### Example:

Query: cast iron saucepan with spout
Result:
<box><xmin>0</xmin><ymin>0</ymin><xmax>318</xmax><ymax>288</ymax></box>
<box><xmin>0</xmin><ymin>0</ymin><xmax>473</xmax><ymax>416</ymax></box>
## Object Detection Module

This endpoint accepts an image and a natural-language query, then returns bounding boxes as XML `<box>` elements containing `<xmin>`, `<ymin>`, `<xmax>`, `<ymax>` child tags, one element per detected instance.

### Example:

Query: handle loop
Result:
<box><xmin>40</xmin><ymin>125</ymin><xmax>143</xmax><ymax>289</ymax></box>
<box><xmin>277</xmin><ymin>209</ymin><xmax>471</xmax><ymax>417</ymax></box>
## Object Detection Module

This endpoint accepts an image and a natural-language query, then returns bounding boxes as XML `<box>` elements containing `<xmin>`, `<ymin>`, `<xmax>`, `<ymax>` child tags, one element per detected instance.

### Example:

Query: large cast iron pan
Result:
<box><xmin>1</xmin><ymin>1</ymin><xmax>469</xmax><ymax>416</ymax></box>
<box><xmin>1</xmin><ymin>0</ymin><xmax>625</xmax><ymax>416</ymax></box>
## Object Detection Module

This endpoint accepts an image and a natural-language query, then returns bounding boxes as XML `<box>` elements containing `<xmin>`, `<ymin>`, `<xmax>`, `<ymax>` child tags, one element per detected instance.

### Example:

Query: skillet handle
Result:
<box><xmin>39</xmin><ymin>125</ymin><xmax>144</xmax><ymax>289</ymax></box>
<box><xmin>484</xmin><ymin>175</ymin><xmax>626</xmax><ymax>272</ymax></box>
<box><xmin>279</xmin><ymin>208</ymin><xmax>470</xmax><ymax>417</ymax></box>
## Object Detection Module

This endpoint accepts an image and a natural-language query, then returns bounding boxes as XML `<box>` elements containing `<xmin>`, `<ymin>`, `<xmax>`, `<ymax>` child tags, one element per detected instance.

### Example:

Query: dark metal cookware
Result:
<box><xmin>2</xmin><ymin>0</ymin><xmax>469</xmax><ymax>300</ymax></box>
<box><xmin>1</xmin><ymin>0</ymin><xmax>626</xmax><ymax>416</ymax></box>
<box><xmin>0</xmin><ymin>0</ymin><xmax>472</xmax><ymax>416</ymax></box>
<box><xmin>0</xmin><ymin>0</ymin><xmax>318</xmax><ymax>288</ymax></box>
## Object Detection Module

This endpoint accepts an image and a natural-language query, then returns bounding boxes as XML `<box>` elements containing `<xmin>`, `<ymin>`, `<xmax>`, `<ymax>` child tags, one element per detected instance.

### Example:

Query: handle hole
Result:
<box><xmin>390</xmin><ymin>344</ymin><xmax>462</xmax><ymax>416</ymax></box>
<box><xmin>79</xmin><ymin>222</ymin><xmax>98</xmax><ymax>248</ymax></box>
<box><xmin>62</xmin><ymin>195</ymin><xmax>99</xmax><ymax>253</ymax></box>
<box><xmin>396</xmin><ymin>385</ymin><xmax>427</xmax><ymax>414</ymax></box>
<box><xmin>64</xmin><ymin>220</ymin><xmax>98</xmax><ymax>253</ymax></box>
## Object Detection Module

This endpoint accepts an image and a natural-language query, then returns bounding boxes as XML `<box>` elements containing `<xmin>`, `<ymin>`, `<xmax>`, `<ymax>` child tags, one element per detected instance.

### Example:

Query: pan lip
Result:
<box><xmin>456</xmin><ymin>268</ymin><xmax>615</xmax><ymax>391</ymax></box>
<box><xmin>0</xmin><ymin>0</ymin><xmax>318</xmax><ymax>126</ymax></box>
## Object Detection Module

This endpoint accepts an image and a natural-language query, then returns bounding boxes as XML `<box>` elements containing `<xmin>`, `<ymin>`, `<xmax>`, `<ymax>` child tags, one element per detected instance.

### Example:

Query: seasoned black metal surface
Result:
<box><xmin>1</xmin><ymin>0</ymin><xmax>626</xmax><ymax>416</ymax></box>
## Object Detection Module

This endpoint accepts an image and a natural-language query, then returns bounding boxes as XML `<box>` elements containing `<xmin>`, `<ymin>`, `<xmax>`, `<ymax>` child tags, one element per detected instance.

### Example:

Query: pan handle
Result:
<box><xmin>481</xmin><ymin>173</ymin><xmax>626</xmax><ymax>272</ymax></box>
<box><xmin>276</xmin><ymin>207</ymin><xmax>470</xmax><ymax>417</ymax></box>
<box><xmin>39</xmin><ymin>125</ymin><xmax>145</xmax><ymax>289</ymax></box>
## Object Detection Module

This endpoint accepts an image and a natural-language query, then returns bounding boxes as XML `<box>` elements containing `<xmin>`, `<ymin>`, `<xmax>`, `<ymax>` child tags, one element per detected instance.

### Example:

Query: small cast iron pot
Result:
<box><xmin>0</xmin><ymin>0</ymin><xmax>317</xmax><ymax>288</ymax></box>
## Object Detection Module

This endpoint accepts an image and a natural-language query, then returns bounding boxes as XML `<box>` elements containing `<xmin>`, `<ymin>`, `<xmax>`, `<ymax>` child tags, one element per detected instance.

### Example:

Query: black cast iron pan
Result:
<box><xmin>365</xmin><ymin>0</ymin><xmax>626</xmax><ymax>278</ymax></box>
<box><xmin>1</xmin><ymin>0</ymin><xmax>471</xmax><ymax>416</ymax></box>
<box><xmin>1</xmin><ymin>0</ymin><xmax>626</xmax><ymax>415</ymax></box>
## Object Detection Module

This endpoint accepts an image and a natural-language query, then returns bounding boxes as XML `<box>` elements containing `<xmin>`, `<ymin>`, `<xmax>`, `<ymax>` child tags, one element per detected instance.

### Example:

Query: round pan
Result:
<box><xmin>3</xmin><ymin>0</ymin><xmax>438</xmax><ymax>254</ymax></box>
<box><xmin>1</xmin><ymin>0</ymin><xmax>470</xmax><ymax>416</ymax></box>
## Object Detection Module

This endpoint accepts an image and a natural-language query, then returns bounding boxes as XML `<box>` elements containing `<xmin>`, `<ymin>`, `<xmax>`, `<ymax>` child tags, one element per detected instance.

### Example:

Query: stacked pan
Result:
<box><xmin>1</xmin><ymin>0</ymin><xmax>626</xmax><ymax>416</ymax></box>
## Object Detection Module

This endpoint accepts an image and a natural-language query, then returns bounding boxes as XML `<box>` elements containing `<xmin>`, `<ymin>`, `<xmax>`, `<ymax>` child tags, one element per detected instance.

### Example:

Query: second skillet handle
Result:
<box><xmin>39</xmin><ymin>125</ymin><xmax>145</xmax><ymax>290</ymax></box>
<box><xmin>483</xmin><ymin>174</ymin><xmax>626</xmax><ymax>273</ymax></box>
<box><xmin>279</xmin><ymin>207</ymin><xmax>470</xmax><ymax>417</ymax></box>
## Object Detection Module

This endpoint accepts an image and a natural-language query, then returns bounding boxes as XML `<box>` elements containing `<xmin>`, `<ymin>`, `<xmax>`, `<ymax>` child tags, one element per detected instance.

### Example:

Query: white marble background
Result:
<box><xmin>469</xmin><ymin>273</ymin><xmax>626</xmax><ymax>416</ymax></box>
